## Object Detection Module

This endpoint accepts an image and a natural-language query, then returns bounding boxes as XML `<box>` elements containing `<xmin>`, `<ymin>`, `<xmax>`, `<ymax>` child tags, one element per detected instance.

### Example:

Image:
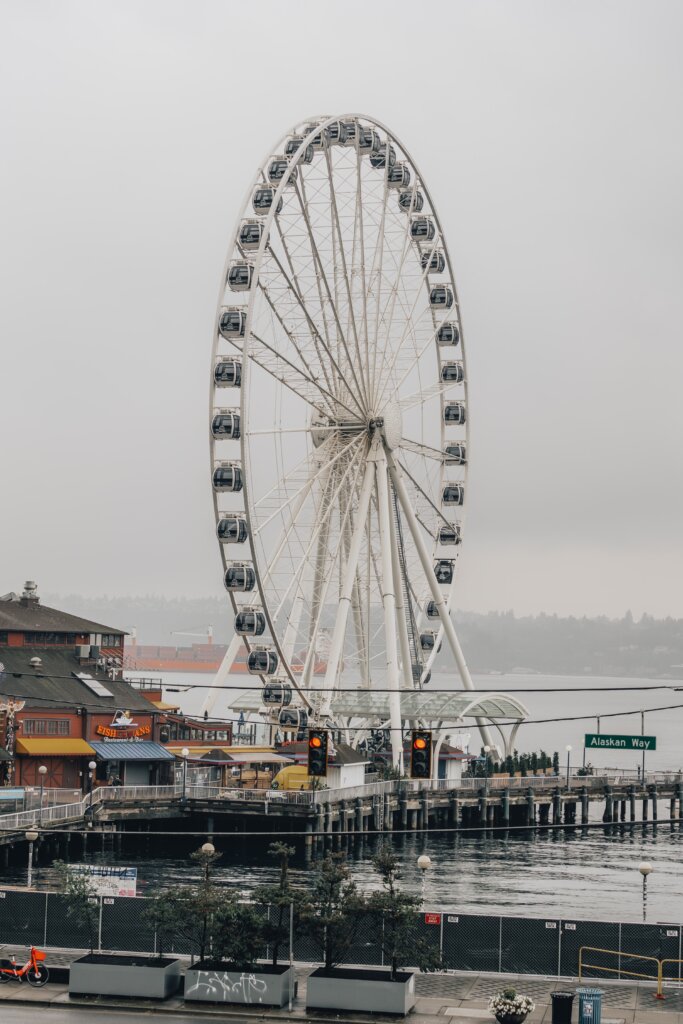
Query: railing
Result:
<box><xmin>579</xmin><ymin>945</ymin><xmax>683</xmax><ymax>998</ymax></box>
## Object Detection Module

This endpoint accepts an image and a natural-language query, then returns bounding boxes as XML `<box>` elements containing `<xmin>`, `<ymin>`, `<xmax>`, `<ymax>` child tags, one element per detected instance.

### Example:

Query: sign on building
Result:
<box><xmin>70</xmin><ymin>865</ymin><xmax>137</xmax><ymax>897</ymax></box>
<box><xmin>584</xmin><ymin>733</ymin><xmax>656</xmax><ymax>751</ymax></box>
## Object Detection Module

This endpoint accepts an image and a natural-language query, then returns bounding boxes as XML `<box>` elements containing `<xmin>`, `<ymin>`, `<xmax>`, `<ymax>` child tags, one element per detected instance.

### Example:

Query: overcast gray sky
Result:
<box><xmin>2</xmin><ymin>0</ymin><xmax>682</xmax><ymax>617</ymax></box>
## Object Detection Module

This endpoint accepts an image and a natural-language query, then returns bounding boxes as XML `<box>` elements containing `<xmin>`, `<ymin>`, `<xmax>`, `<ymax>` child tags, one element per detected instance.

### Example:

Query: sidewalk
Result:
<box><xmin>0</xmin><ymin>968</ymin><xmax>682</xmax><ymax>1024</ymax></box>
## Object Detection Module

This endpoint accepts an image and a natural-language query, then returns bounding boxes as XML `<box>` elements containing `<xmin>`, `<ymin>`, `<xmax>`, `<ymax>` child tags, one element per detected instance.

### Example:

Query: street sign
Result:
<box><xmin>424</xmin><ymin>913</ymin><xmax>441</xmax><ymax>925</ymax></box>
<box><xmin>584</xmin><ymin>733</ymin><xmax>656</xmax><ymax>751</ymax></box>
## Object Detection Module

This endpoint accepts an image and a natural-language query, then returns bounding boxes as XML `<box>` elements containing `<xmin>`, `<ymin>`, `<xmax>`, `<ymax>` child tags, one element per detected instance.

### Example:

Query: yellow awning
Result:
<box><xmin>16</xmin><ymin>738</ymin><xmax>96</xmax><ymax>757</ymax></box>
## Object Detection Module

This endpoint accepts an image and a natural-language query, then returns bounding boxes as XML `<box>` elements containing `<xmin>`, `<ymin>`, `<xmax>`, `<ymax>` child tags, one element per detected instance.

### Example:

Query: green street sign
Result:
<box><xmin>584</xmin><ymin>733</ymin><xmax>656</xmax><ymax>751</ymax></box>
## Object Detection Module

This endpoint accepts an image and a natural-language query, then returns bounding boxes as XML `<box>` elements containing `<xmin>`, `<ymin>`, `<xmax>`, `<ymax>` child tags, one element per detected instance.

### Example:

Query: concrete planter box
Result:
<box><xmin>306</xmin><ymin>966</ymin><xmax>415</xmax><ymax>1015</ymax></box>
<box><xmin>69</xmin><ymin>953</ymin><xmax>181</xmax><ymax>999</ymax></box>
<box><xmin>185</xmin><ymin>961</ymin><xmax>294</xmax><ymax>1007</ymax></box>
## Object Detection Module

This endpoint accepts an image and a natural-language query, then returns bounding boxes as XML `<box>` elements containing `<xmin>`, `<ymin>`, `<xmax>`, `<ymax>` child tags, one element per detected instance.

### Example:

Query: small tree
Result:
<box><xmin>552</xmin><ymin>751</ymin><xmax>560</xmax><ymax>775</ymax></box>
<box><xmin>55</xmin><ymin>861</ymin><xmax>99</xmax><ymax>954</ymax></box>
<box><xmin>302</xmin><ymin>853</ymin><xmax>367</xmax><ymax>972</ymax></box>
<box><xmin>254</xmin><ymin>842</ymin><xmax>311</xmax><ymax>966</ymax></box>
<box><xmin>143</xmin><ymin>844</ymin><xmax>224</xmax><ymax>962</ymax></box>
<box><xmin>369</xmin><ymin>846</ymin><xmax>442</xmax><ymax>980</ymax></box>
<box><xmin>212</xmin><ymin>899</ymin><xmax>266</xmax><ymax>969</ymax></box>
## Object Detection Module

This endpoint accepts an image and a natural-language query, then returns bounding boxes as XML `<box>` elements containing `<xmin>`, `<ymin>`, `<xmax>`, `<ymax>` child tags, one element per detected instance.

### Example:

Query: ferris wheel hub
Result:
<box><xmin>376</xmin><ymin>402</ymin><xmax>402</xmax><ymax>451</ymax></box>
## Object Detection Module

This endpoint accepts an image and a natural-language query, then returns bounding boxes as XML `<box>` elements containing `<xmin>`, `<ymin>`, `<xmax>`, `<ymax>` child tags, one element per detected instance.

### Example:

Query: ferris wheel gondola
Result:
<box><xmin>207</xmin><ymin>114</ymin><xmax>493</xmax><ymax>763</ymax></box>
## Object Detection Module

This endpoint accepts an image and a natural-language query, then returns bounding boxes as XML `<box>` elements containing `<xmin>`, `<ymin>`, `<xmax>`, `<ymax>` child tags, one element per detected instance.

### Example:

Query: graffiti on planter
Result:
<box><xmin>186</xmin><ymin>970</ymin><xmax>268</xmax><ymax>1003</ymax></box>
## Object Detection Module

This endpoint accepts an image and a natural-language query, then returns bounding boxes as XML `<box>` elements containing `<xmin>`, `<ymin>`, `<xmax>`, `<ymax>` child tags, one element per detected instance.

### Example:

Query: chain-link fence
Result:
<box><xmin>1</xmin><ymin>888</ymin><xmax>680</xmax><ymax>979</ymax></box>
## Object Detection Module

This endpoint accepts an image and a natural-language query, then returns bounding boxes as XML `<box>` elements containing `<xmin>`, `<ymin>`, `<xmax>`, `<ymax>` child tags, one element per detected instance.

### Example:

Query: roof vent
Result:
<box><xmin>20</xmin><ymin>581</ymin><xmax>39</xmax><ymax>607</ymax></box>
<box><xmin>29</xmin><ymin>656</ymin><xmax>42</xmax><ymax>668</ymax></box>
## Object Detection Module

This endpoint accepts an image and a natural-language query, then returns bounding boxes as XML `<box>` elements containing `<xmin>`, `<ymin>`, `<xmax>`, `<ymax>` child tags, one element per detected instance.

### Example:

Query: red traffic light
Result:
<box><xmin>309</xmin><ymin>736</ymin><xmax>322</xmax><ymax>749</ymax></box>
<box><xmin>413</xmin><ymin>737</ymin><xmax>427</xmax><ymax>750</ymax></box>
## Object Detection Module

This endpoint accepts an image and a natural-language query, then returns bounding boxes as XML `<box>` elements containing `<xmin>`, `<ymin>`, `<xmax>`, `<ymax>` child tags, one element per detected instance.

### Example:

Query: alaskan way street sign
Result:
<box><xmin>584</xmin><ymin>733</ymin><xmax>656</xmax><ymax>751</ymax></box>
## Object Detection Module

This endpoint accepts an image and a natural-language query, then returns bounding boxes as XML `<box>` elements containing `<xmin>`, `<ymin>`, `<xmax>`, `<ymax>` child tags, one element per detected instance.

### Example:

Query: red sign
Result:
<box><xmin>424</xmin><ymin>913</ymin><xmax>441</xmax><ymax>926</ymax></box>
<box><xmin>96</xmin><ymin>724</ymin><xmax>151</xmax><ymax>739</ymax></box>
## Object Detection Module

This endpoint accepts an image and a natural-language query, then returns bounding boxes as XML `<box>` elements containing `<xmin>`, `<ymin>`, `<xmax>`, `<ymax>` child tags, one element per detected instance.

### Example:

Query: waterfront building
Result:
<box><xmin>0</xmin><ymin>583</ymin><xmax>173</xmax><ymax>788</ymax></box>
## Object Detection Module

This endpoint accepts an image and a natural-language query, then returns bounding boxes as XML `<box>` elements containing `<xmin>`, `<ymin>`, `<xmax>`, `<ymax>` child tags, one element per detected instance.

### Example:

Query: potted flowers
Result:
<box><xmin>489</xmin><ymin>987</ymin><xmax>535</xmax><ymax>1024</ymax></box>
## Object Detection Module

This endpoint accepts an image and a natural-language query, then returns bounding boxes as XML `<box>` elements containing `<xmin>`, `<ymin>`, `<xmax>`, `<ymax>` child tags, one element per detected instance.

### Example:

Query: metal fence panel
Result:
<box><xmin>620</xmin><ymin>922</ymin><xmax>681</xmax><ymax>980</ymax></box>
<box><xmin>442</xmin><ymin>913</ymin><xmax>501</xmax><ymax>973</ymax></box>
<box><xmin>44</xmin><ymin>892</ymin><xmax>93</xmax><ymax>950</ymax></box>
<box><xmin>100</xmin><ymin>896</ymin><xmax>155</xmax><ymax>953</ymax></box>
<box><xmin>0</xmin><ymin>890</ymin><xmax>46</xmax><ymax>946</ymax></box>
<box><xmin>500</xmin><ymin>916</ymin><xmax>561</xmax><ymax>976</ymax></box>
<box><xmin>341</xmin><ymin>912</ymin><xmax>384</xmax><ymax>966</ymax></box>
<box><xmin>559</xmin><ymin>918</ymin><xmax>621</xmax><ymax>979</ymax></box>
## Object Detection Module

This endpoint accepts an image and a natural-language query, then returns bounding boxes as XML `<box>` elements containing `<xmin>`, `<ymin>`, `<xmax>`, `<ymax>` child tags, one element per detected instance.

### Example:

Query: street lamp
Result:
<box><xmin>38</xmin><ymin>765</ymin><xmax>47</xmax><ymax>826</ymax></box>
<box><xmin>181</xmin><ymin>747</ymin><xmax>190</xmax><ymax>801</ymax></box>
<box><xmin>201</xmin><ymin>841</ymin><xmax>216</xmax><ymax>884</ymax></box>
<box><xmin>639</xmin><ymin>862</ymin><xmax>652</xmax><ymax>922</ymax></box>
<box><xmin>417</xmin><ymin>854</ymin><xmax>432</xmax><ymax>903</ymax></box>
<box><xmin>87</xmin><ymin>760</ymin><xmax>97</xmax><ymax>826</ymax></box>
<box><xmin>565</xmin><ymin>745</ymin><xmax>572</xmax><ymax>788</ymax></box>
<box><xmin>25</xmin><ymin>829</ymin><xmax>38</xmax><ymax>889</ymax></box>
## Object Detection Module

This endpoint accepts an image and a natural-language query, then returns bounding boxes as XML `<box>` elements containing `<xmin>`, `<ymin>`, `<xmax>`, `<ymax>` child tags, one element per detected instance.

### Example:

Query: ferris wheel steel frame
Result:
<box><xmin>207</xmin><ymin>113</ymin><xmax>494</xmax><ymax>760</ymax></box>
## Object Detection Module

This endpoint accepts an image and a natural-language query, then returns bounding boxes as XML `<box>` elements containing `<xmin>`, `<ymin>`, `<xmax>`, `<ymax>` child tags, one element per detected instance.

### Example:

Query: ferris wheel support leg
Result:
<box><xmin>386</xmin><ymin>453</ymin><xmax>494</xmax><ymax>749</ymax></box>
<box><xmin>375</xmin><ymin>452</ymin><xmax>405</xmax><ymax>772</ymax></box>
<box><xmin>200</xmin><ymin>633</ymin><xmax>243</xmax><ymax>718</ymax></box>
<box><xmin>388</xmin><ymin>479</ymin><xmax>418</xmax><ymax>694</ymax></box>
<box><xmin>342</xmin><ymin>487</ymin><xmax>370</xmax><ymax>690</ymax></box>
<box><xmin>320</xmin><ymin>452</ymin><xmax>377</xmax><ymax>717</ymax></box>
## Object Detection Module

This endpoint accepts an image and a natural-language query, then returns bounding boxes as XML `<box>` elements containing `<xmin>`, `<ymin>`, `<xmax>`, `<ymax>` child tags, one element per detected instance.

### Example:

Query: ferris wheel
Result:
<box><xmin>208</xmin><ymin>114</ymin><xmax>493</xmax><ymax>765</ymax></box>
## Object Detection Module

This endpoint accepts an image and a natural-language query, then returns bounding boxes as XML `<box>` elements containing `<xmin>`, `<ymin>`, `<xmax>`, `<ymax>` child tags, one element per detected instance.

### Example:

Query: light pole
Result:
<box><xmin>87</xmin><ymin>760</ymin><xmax>97</xmax><ymax>827</ymax></box>
<box><xmin>181</xmin><ymin>747</ymin><xmax>190</xmax><ymax>800</ymax></box>
<box><xmin>25</xmin><ymin>829</ymin><xmax>38</xmax><ymax>888</ymax></box>
<box><xmin>38</xmin><ymin>765</ymin><xmax>47</xmax><ymax>826</ymax></box>
<box><xmin>417</xmin><ymin>854</ymin><xmax>432</xmax><ymax>904</ymax></box>
<box><xmin>565</xmin><ymin>745</ymin><xmax>572</xmax><ymax>789</ymax></box>
<box><xmin>201</xmin><ymin>841</ymin><xmax>215</xmax><ymax>884</ymax></box>
<box><xmin>639</xmin><ymin>862</ymin><xmax>652</xmax><ymax>922</ymax></box>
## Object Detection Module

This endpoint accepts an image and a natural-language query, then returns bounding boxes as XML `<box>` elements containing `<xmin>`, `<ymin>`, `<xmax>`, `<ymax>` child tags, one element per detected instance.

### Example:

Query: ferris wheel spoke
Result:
<box><xmin>373</xmin><ymin>240</ymin><xmax>442</xmax><ymax>411</ymax></box>
<box><xmin>249</xmin><ymin>323</ymin><xmax>359</xmax><ymax>421</ymax></box>
<box><xmin>252</xmin><ymin>431</ymin><xmax>364</xmax><ymax>528</ymax></box>
<box><xmin>294</xmin><ymin>173</ymin><xmax>369</xmax><ymax>412</ymax></box>
<box><xmin>400</xmin><ymin>437</ymin><xmax>448</xmax><ymax>461</ymax></box>
<box><xmin>369</xmin><ymin>181</ymin><xmax>422</xmax><ymax>408</ymax></box>
<box><xmin>270</xmin><ymin>216</ymin><xmax>337</xmax><ymax>399</ymax></box>
<box><xmin>269</xmin><ymin>445</ymin><xmax>364</xmax><ymax>623</ymax></box>
<box><xmin>260</xmin><ymin>250</ymin><xmax>365</xmax><ymax>418</ymax></box>
<box><xmin>353</xmin><ymin>145</ymin><xmax>370</xmax><ymax>390</ymax></box>
<box><xmin>395</xmin><ymin>454</ymin><xmax>451</xmax><ymax>529</ymax></box>
<box><xmin>322</xmin><ymin>146</ymin><xmax>370</xmax><ymax>410</ymax></box>
<box><xmin>368</xmin><ymin>168</ymin><xmax>391</xmax><ymax>403</ymax></box>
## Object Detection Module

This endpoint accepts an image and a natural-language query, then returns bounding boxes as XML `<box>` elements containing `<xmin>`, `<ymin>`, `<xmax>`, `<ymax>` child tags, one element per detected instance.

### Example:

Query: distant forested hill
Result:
<box><xmin>46</xmin><ymin>595</ymin><xmax>683</xmax><ymax>679</ymax></box>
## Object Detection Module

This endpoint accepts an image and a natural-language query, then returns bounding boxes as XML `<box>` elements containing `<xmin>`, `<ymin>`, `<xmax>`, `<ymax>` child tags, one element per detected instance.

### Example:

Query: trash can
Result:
<box><xmin>550</xmin><ymin>990</ymin><xmax>575</xmax><ymax>1024</ymax></box>
<box><xmin>576</xmin><ymin>986</ymin><xmax>603</xmax><ymax>1024</ymax></box>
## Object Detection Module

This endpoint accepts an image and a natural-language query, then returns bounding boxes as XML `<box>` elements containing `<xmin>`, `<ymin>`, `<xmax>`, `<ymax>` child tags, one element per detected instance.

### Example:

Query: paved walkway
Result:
<box><xmin>0</xmin><ymin>967</ymin><xmax>682</xmax><ymax>1024</ymax></box>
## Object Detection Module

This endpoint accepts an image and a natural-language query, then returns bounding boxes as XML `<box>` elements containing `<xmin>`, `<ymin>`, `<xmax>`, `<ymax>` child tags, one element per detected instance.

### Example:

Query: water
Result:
<box><xmin>12</xmin><ymin>670</ymin><xmax>683</xmax><ymax>922</ymax></box>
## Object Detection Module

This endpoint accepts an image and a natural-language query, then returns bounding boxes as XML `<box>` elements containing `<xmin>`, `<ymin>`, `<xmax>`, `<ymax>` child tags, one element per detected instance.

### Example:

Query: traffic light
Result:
<box><xmin>307</xmin><ymin>729</ymin><xmax>329</xmax><ymax>777</ymax></box>
<box><xmin>410</xmin><ymin>730</ymin><xmax>432</xmax><ymax>779</ymax></box>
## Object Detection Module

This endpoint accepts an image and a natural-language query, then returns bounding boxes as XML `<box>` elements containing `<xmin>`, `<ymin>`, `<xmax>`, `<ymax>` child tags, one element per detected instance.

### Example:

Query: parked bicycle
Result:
<box><xmin>0</xmin><ymin>945</ymin><xmax>50</xmax><ymax>986</ymax></box>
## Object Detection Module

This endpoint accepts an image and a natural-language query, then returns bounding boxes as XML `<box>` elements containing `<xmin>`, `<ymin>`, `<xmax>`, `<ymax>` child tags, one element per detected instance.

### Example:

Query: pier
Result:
<box><xmin>1</xmin><ymin>771</ymin><xmax>682</xmax><ymax>865</ymax></box>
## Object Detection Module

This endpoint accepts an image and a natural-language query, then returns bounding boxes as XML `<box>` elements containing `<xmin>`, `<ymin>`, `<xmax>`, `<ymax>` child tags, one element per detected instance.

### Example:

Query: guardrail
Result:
<box><xmin>579</xmin><ymin>945</ymin><xmax>683</xmax><ymax>998</ymax></box>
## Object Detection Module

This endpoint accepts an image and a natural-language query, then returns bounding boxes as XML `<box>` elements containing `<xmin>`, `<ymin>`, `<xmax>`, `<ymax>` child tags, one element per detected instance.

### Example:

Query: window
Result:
<box><xmin>101</xmin><ymin>634</ymin><xmax>122</xmax><ymax>647</ymax></box>
<box><xmin>23</xmin><ymin>719</ymin><xmax>70</xmax><ymax>736</ymax></box>
<box><xmin>23</xmin><ymin>632</ymin><xmax>77</xmax><ymax>646</ymax></box>
<box><xmin>0</xmin><ymin>632</ymin><xmax>7</xmax><ymax>644</ymax></box>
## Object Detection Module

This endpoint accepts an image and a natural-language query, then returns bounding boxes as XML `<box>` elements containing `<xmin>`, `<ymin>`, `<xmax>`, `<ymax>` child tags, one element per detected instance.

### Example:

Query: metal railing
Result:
<box><xmin>580</xmin><ymin>946</ymin><xmax>683</xmax><ymax>998</ymax></box>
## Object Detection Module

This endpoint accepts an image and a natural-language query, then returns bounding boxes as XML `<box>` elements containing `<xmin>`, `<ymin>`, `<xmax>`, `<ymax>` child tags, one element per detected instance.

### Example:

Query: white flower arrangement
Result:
<box><xmin>489</xmin><ymin>987</ymin><xmax>535</xmax><ymax>1019</ymax></box>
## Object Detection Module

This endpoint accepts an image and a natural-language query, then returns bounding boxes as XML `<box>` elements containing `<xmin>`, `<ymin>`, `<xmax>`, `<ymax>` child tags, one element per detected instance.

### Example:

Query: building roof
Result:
<box><xmin>0</xmin><ymin>647</ymin><xmax>155</xmax><ymax>713</ymax></box>
<box><xmin>16</xmin><ymin>738</ymin><xmax>96</xmax><ymax>757</ymax></box>
<box><xmin>0</xmin><ymin>592</ymin><xmax>125</xmax><ymax>635</ymax></box>
<box><xmin>89</xmin><ymin>740</ymin><xmax>175</xmax><ymax>761</ymax></box>
<box><xmin>231</xmin><ymin>690</ymin><xmax>529</xmax><ymax>722</ymax></box>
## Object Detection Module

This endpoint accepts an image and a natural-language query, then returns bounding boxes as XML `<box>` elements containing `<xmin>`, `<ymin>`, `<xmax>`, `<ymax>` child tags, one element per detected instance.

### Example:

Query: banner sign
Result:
<box><xmin>584</xmin><ymin>733</ymin><xmax>656</xmax><ymax>751</ymax></box>
<box><xmin>70</xmin><ymin>865</ymin><xmax>137</xmax><ymax>897</ymax></box>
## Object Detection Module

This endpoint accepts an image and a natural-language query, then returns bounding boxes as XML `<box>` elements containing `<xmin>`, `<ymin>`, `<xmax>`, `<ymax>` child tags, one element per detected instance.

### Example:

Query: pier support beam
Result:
<box><xmin>581</xmin><ymin>788</ymin><xmax>589</xmax><ymax>824</ymax></box>
<box><xmin>526</xmin><ymin>790</ymin><xmax>535</xmax><ymax>826</ymax></box>
<box><xmin>628</xmin><ymin>786</ymin><xmax>636</xmax><ymax>822</ymax></box>
<box><xmin>603</xmin><ymin>786</ymin><xmax>613</xmax><ymax>824</ymax></box>
<box><xmin>501</xmin><ymin>791</ymin><xmax>510</xmax><ymax>827</ymax></box>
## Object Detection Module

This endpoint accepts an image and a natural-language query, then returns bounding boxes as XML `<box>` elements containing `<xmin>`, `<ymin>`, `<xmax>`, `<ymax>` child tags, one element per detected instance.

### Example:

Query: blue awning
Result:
<box><xmin>89</xmin><ymin>741</ymin><xmax>175</xmax><ymax>762</ymax></box>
